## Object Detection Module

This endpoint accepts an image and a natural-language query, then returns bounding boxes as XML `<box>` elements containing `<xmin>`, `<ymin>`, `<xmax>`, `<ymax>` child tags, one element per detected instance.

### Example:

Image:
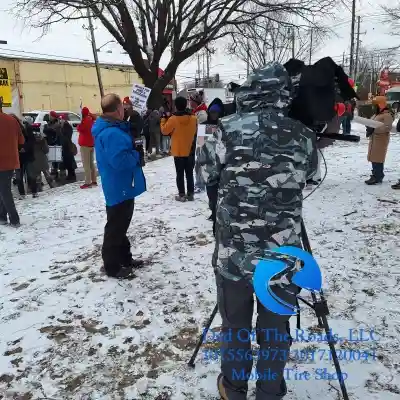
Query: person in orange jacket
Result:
<box><xmin>77</xmin><ymin>107</ymin><xmax>97</xmax><ymax>189</ymax></box>
<box><xmin>161</xmin><ymin>97</ymin><xmax>197</xmax><ymax>201</ymax></box>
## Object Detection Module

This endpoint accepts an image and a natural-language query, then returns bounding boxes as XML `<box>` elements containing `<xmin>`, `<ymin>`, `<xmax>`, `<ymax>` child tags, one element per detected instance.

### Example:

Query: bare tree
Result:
<box><xmin>382</xmin><ymin>3</ymin><xmax>400</xmax><ymax>35</ymax></box>
<box><xmin>226</xmin><ymin>16</ymin><xmax>330</xmax><ymax>70</ymax></box>
<box><xmin>15</xmin><ymin>0</ymin><xmax>338</xmax><ymax>107</ymax></box>
<box><xmin>355</xmin><ymin>46</ymin><xmax>399</xmax><ymax>96</ymax></box>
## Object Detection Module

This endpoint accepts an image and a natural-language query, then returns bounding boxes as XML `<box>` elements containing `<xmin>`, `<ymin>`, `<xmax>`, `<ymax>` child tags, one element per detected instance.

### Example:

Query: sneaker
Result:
<box><xmin>217</xmin><ymin>374</ymin><xmax>229</xmax><ymax>400</ymax></box>
<box><xmin>365</xmin><ymin>176</ymin><xmax>382</xmax><ymax>185</ymax></box>
<box><xmin>32</xmin><ymin>193</ymin><xmax>39</xmax><ymax>198</ymax></box>
<box><xmin>186</xmin><ymin>194</ymin><xmax>194</xmax><ymax>201</ymax></box>
<box><xmin>391</xmin><ymin>181</ymin><xmax>400</xmax><ymax>190</ymax></box>
<box><xmin>0</xmin><ymin>219</ymin><xmax>7</xmax><ymax>226</ymax></box>
<box><xmin>175</xmin><ymin>195</ymin><xmax>187</xmax><ymax>202</ymax></box>
<box><xmin>114</xmin><ymin>266</ymin><xmax>136</xmax><ymax>280</ymax></box>
<box><xmin>91</xmin><ymin>182</ymin><xmax>98</xmax><ymax>187</ymax></box>
<box><xmin>129</xmin><ymin>259</ymin><xmax>145</xmax><ymax>269</ymax></box>
<box><xmin>10</xmin><ymin>222</ymin><xmax>21</xmax><ymax>228</ymax></box>
<box><xmin>306</xmin><ymin>179</ymin><xmax>319</xmax><ymax>186</ymax></box>
<box><xmin>80</xmin><ymin>183</ymin><xmax>92</xmax><ymax>189</ymax></box>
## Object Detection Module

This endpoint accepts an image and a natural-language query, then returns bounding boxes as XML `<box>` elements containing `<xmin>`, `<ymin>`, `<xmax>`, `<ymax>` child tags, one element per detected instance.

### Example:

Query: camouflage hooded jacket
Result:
<box><xmin>196</xmin><ymin>63</ymin><xmax>318</xmax><ymax>281</ymax></box>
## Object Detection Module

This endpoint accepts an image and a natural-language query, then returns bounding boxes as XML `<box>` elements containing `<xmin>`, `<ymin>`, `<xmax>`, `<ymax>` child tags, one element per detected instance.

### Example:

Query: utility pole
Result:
<box><xmin>246</xmin><ymin>38</ymin><xmax>250</xmax><ymax>76</ymax></box>
<box><xmin>370</xmin><ymin>54</ymin><xmax>374</xmax><ymax>94</ymax></box>
<box><xmin>87</xmin><ymin>8</ymin><xmax>104</xmax><ymax>97</ymax></box>
<box><xmin>206</xmin><ymin>48</ymin><xmax>210</xmax><ymax>86</ymax></box>
<box><xmin>197</xmin><ymin>53</ymin><xmax>201</xmax><ymax>86</ymax></box>
<box><xmin>354</xmin><ymin>16</ymin><xmax>361</xmax><ymax>82</ymax></box>
<box><xmin>202</xmin><ymin>51</ymin><xmax>205</xmax><ymax>86</ymax></box>
<box><xmin>309</xmin><ymin>28</ymin><xmax>313</xmax><ymax>64</ymax></box>
<box><xmin>291</xmin><ymin>29</ymin><xmax>295</xmax><ymax>59</ymax></box>
<box><xmin>349</xmin><ymin>0</ymin><xmax>356</xmax><ymax>77</ymax></box>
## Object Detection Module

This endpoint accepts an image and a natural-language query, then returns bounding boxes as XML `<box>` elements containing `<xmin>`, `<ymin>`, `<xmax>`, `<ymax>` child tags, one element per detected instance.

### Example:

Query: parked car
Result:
<box><xmin>22</xmin><ymin>110</ymin><xmax>81</xmax><ymax>132</ymax></box>
<box><xmin>385</xmin><ymin>87</ymin><xmax>400</xmax><ymax>112</ymax></box>
<box><xmin>22</xmin><ymin>110</ymin><xmax>83</xmax><ymax>163</ymax></box>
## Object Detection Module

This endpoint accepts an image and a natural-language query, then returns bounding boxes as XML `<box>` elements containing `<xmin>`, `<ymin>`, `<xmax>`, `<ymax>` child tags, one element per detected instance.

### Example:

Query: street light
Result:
<box><xmin>96</xmin><ymin>40</ymin><xmax>115</xmax><ymax>52</ymax></box>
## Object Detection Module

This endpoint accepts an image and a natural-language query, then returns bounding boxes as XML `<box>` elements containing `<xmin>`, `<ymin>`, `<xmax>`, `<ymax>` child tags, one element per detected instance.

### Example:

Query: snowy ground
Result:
<box><xmin>1</xmin><ymin>123</ymin><xmax>400</xmax><ymax>400</ymax></box>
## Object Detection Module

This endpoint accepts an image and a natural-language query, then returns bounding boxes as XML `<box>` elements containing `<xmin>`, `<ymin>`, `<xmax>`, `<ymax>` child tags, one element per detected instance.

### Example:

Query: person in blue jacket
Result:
<box><xmin>92</xmin><ymin>94</ymin><xmax>146</xmax><ymax>279</ymax></box>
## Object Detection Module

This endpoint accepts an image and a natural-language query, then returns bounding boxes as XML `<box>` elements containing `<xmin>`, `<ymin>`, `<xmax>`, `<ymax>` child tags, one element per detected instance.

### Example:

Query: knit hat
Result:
<box><xmin>208</xmin><ymin>104</ymin><xmax>222</xmax><ymax>114</ymax></box>
<box><xmin>189</xmin><ymin>91</ymin><xmax>204</xmax><ymax>105</ymax></box>
<box><xmin>372</xmin><ymin>96</ymin><xmax>387</xmax><ymax>107</ymax></box>
<box><xmin>49</xmin><ymin>111</ymin><xmax>58</xmax><ymax>118</ymax></box>
<box><xmin>123</xmin><ymin>96</ymin><xmax>132</xmax><ymax>105</ymax></box>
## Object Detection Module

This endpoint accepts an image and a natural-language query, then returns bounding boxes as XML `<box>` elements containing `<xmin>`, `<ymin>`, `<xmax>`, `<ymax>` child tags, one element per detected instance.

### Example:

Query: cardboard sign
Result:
<box><xmin>130</xmin><ymin>83</ymin><xmax>152</xmax><ymax>112</ymax></box>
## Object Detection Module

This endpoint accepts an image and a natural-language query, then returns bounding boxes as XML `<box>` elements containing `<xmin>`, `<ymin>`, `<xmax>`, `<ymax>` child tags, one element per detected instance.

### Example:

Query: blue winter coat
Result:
<box><xmin>92</xmin><ymin>117</ymin><xmax>146</xmax><ymax>206</ymax></box>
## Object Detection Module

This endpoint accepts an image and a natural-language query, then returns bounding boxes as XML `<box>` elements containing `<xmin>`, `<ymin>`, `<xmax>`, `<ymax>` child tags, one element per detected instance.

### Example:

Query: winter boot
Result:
<box><xmin>391</xmin><ymin>181</ymin><xmax>400</xmax><ymax>190</ymax></box>
<box><xmin>186</xmin><ymin>193</ymin><xmax>194</xmax><ymax>201</ymax></box>
<box><xmin>175</xmin><ymin>194</ymin><xmax>187</xmax><ymax>202</ymax></box>
<box><xmin>365</xmin><ymin>176</ymin><xmax>382</xmax><ymax>185</ymax></box>
<box><xmin>128</xmin><ymin>259</ymin><xmax>145</xmax><ymax>269</ymax></box>
<box><xmin>306</xmin><ymin>179</ymin><xmax>319</xmax><ymax>186</ymax></box>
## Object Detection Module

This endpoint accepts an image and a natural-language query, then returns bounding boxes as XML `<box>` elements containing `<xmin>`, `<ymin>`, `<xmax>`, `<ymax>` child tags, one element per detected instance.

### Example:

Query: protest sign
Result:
<box><xmin>130</xmin><ymin>83</ymin><xmax>152</xmax><ymax>112</ymax></box>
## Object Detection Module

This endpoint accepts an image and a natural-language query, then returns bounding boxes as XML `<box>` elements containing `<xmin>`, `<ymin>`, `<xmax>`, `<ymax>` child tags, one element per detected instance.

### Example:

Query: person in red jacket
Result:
<box><xmin>77</xmin><ymin>107</ymin><xmax>97</xmax><ymax>189</ymax></box>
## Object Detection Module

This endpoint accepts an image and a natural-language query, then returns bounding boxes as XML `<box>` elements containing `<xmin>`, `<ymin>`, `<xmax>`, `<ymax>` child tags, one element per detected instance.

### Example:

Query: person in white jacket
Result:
<box><xmin>190</xmin><ymin>91</ymin><xmax>208</xmax><ymax>192</ymax></box>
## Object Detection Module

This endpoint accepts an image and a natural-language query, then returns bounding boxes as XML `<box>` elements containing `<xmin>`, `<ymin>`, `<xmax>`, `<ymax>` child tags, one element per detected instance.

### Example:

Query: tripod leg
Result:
<box><xmin>321</xmin><ymin>314</ymin><xmax>350</xmax><ymax>400</ymax></box>
<box><xmin>188</xmin><ymin>304</ymin><xmax>218</xmax><ymax>368</ymax></box>
<box><xmin>300</xmin><ymin>220</ymin><xmax>323</xmax><ymax>328</ymax></box>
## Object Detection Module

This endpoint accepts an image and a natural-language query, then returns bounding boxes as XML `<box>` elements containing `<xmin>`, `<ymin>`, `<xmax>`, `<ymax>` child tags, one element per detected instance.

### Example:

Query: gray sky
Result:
<box><xmin>0</xmin><ymin>0</ymin><xmax>396</xmax><ymax>87</ymax></box>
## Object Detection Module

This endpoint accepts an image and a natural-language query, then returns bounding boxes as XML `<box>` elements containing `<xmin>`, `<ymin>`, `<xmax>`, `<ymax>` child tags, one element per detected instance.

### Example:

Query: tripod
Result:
<box><xmin>188</xmin><ymin>220</ymin><xmax>350</xmax><ymax>400</ymax></box>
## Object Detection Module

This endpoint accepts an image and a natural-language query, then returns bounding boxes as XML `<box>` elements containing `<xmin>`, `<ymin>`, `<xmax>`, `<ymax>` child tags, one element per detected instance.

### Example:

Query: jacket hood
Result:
<box><xmin>235</xmin><ymin>62</ymin><xmax>292</xmax><ymax>114</ymax></box>
<box><xmin>173</xmin><ymin>113</ymin><xmax>195</xmax><ymax>126</ymax></box>
<box><xmin>92</xmin><ymin>116</ymin><xmax>130</xmax><ymax>138</ymax></box>
<box><xmin>208</xmin><ymin>98</ymin><xmax>225</xmax><ymax>114</ymax></box>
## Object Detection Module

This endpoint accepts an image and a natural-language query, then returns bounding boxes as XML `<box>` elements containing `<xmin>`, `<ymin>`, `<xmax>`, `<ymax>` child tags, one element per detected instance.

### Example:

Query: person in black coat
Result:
<box><xmin>11</xmin><ymin>115</ymin><xmax>37</xmax><ymax>197</ymax></box>
<box><xmin>199</xmin><ymin>98</ymin><xmax>225</xmax><ymax>236</ymax></box>
<box><xmin>59</xmin><ymin>117</ymin><xmax>77</xmax><ymax>182</ymax></box>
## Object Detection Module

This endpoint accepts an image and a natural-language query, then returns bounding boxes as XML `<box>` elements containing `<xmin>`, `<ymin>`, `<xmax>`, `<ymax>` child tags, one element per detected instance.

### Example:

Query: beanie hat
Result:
<box><xmin>123</xmin><ymin>96</ymin><xmax>132</xmax><ymax>105</ymax></box>
<box><xmin>190</xmin><ymin>91</ymin><xmax>204</xmax><ymax>105</ymax></box>
<box><xmin>49</xmin><ymin>111</ymin><xmax>58</xmax><ymax>118</ymax></box>
<box><xmin>209</xmin><ymin>104</ymin><xmax>222</xmax><ymax>114</ymax></box>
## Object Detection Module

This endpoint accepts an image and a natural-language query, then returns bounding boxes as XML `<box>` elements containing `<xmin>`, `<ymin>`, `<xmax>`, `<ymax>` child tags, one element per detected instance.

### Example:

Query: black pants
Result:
<box><xmin>16</xmin><ymin>164</ymin><xmax>38</xmax><ymax>195</ymax></box>
<box><xmin>372</xmin><ymin>162</ymin><xmax>384</xmax><ymax>181</ymax></box>
<box><xmin>102</xmin><ymin>199</ymin><xmax>135</xmax><ymax>276</ymax></box>
<box><xmin>0</xmin><ymin>170</ymin><xmax>20</xmax><ymax>225</ymax></box>
<box><xmin>216</xmin><ymin>273</ymin><xmax>296</xmax><ymax>399</ymax></box>
<box><xmin>206</xmin><ymin>184</ymin><xmax>218</xmax><ymax>236</ymax></box>
<box><xmin>174</xmin><ymin>156</ymin><xmax>194</xmax><ymax>196</ymax></box>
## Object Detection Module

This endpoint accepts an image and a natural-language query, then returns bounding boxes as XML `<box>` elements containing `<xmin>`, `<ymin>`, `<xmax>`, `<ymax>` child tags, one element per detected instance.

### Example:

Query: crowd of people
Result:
<box><xmin>1</xmin><ymin>56</ymin><xmax>400</xmax><ymax>400</ymax></box>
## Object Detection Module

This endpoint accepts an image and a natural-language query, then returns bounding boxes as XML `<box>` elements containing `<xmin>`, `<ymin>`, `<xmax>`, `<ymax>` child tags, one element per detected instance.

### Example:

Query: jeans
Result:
<box><xmin>372</xmin><ymin>162</ymin><xmax>384</xmax><ymax>181</ymax></box>
<box><xmin>102</xmin><ymin>199</ymin><xmax>135</xmax><ymax>276</ymax></box>
<box><xmin>0</xmin><ymin>170</ymin><xmax>20</xmax><ymax>225</ymax></box>
<box><xmin>341</xmin><ymin>116</ymin><xmax>351</xmax><ymax>135</ymax></box>
<box><xmin>216</xmin><ymin>273</ymin><xmax>296</xmax><ymax>399</ymax></box>
<box><xmin>174</xmin><ymin>156</ymin><xmax>195</xmax><ymax>195</ymax></box>
<box><xmin>161</xmin><ymin>136</ymin><xmax>171</xmax><ymax>153</ymax></box>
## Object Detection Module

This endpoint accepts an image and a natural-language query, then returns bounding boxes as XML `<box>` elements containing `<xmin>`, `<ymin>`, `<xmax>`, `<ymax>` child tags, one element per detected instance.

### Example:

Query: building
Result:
<box><xmin>0</xmin><ymin>55</ymin><xmax>143</xmax><ymax>115</ymax></box>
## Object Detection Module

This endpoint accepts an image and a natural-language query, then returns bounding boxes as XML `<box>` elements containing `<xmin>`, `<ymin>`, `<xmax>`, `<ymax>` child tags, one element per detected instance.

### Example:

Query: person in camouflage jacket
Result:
<box><xmin>197</xmin><ymin>63</ymin><xmax>318</xmax><ymax>400</ymax></box>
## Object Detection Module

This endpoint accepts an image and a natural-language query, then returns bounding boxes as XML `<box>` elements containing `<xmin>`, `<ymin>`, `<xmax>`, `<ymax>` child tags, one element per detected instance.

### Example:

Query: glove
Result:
<box><xmin>133</xmin><ymin>138</ymin><xmax>146</xmax><ymax>167</ymax></box>
<box><xmin>366</xmin><ymin>127</ymin><xmax>374</xmax><ymax>138</ymax></box>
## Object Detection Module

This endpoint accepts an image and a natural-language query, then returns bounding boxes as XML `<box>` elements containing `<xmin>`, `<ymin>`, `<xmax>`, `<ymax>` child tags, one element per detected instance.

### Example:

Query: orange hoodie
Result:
<box><xmin>161</xmin><ymin>114</ymin><xmax>197</xmax><ymax>157</ymax></box>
